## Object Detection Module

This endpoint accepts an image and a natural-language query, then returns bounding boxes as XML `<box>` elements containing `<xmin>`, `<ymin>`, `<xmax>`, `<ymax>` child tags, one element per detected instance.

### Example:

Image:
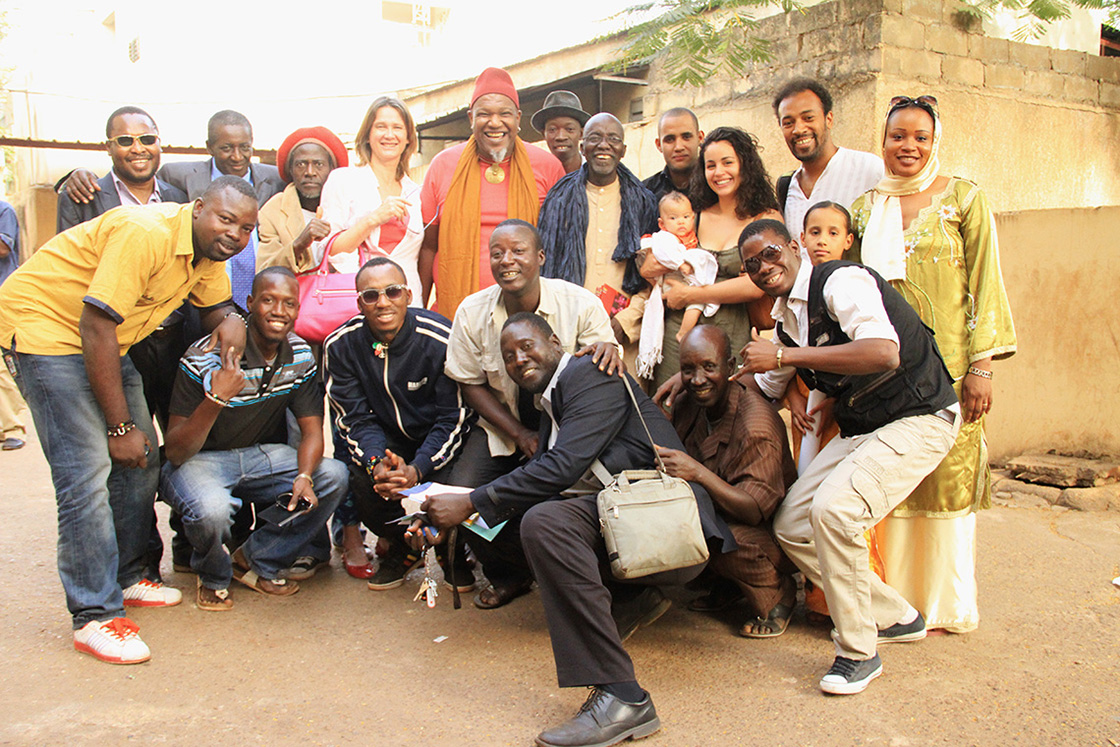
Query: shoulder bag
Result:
<box><xmin>294</xmin><ymin>235</ymin><xmax>359</xmax><ymax>345</ymax></box>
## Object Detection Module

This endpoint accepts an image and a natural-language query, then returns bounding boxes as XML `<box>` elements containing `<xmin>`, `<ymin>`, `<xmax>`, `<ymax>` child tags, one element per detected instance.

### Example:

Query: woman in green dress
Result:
<box><xmin>850</xmin><ymin>96</ymin><xmax>1016</xmax><ymax>633</ymax></box>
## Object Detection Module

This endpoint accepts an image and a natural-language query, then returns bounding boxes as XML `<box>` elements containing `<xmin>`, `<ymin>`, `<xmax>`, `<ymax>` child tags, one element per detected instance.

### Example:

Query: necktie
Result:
<box><xmin>228</xmin><ymin>231</ymin><xmax>257</xmax><ymax>313</ymax></box>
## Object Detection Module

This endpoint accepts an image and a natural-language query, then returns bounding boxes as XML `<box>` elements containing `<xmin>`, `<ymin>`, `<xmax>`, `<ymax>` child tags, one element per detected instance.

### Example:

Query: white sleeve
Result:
<box><xmin>821</xmin><ymin>267</ymin><xmax>899</xmax><ymax>344</ymax></box>
<box><xmin>754</xmin><ymin>367</ymin><xmax>794</xmax><ymax>401</ymax></box>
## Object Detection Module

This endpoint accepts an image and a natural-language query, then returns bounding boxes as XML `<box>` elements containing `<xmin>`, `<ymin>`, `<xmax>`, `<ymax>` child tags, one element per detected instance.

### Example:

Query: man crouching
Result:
<box><xmin>161</xmin><ymin>267</ymin><xmax>346</xmax><ymax>609</ymax></box>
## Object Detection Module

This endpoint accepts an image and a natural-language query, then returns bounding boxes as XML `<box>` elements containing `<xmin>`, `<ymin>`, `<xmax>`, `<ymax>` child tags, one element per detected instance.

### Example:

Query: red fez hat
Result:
<box><xmin>277</xmin><ymin>126</ymin><xmax>349</xmax><ymax>182</ymax></box>
<box><xmin>471</xmin><ymin>67</ymin><xmax>519</xmax><ymax>109</ymax></box>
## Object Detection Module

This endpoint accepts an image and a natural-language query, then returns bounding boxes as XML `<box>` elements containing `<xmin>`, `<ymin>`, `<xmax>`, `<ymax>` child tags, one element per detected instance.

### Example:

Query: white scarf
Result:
<box><xmin>861</xmin><ymin>111</ymin><xmax>942</xmax><ymax>282</ymax></box>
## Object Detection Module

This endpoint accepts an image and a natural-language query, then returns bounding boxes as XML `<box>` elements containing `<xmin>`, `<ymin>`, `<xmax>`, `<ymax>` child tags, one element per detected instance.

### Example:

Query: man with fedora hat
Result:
<box><xmin>531</xmin><ymin>90</ymin><xmax>591</xmax><ymax>174</ymax></box>
<box><xmin>256</xmin><ymin>126</ymin><xmax>349</xmax><ymax>274</ymax></box>
<box><xmin>418</xmin><ymin>66</ymin><xmax>566</xmax><ymax>319</ymax></box>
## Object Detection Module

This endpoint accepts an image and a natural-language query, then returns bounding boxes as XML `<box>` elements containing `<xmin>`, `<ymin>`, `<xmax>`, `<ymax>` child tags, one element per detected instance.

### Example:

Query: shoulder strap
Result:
<box><xmin>777</xmin><ymin>174</ymin><xmax>793</xmax><ymax>213</ymax></box>
<box><xmin>620</xmin><ymin>375</ymin><xmax>668</xmax><ymax>473</ymax></box>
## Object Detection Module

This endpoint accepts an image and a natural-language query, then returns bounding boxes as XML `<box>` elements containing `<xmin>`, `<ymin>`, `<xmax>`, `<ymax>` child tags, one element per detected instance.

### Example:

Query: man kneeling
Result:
<box><xmin>162</xmin><ymin>267</ymin><xmax>346</xmax><ymax>609</ymax></box>
<box><xmin>421</xmin><ymin>313</ymin><xmax>734</xmax><ymax>747</ymax></box>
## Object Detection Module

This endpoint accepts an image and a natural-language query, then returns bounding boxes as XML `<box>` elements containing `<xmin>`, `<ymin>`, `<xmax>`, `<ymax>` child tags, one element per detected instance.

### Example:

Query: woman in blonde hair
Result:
<box><xmin>316</xmin><ymin>96</ymin><xmax>424</xmax><ymax>300</ymax></box>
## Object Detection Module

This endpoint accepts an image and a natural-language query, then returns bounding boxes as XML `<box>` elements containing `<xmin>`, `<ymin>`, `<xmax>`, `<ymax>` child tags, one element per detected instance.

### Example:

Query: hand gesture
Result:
<box><xmin>209</xmin><ymin>346</ymin><xmax>245</xmax><ymax>401</ymax></box>
<box><xmin>202</xmin><ymin>313</ymin><xmax>248</xmax><ymax>360</ymax></box>
<box><xmin>738</xmin><ymin>328</ymin><xmax>780</xmax><ymax>375</ymax></box>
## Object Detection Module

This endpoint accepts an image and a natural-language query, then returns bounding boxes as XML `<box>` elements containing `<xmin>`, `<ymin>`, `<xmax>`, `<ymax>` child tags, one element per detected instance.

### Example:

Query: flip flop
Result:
<box><xmin>231</xmin><ymin>547</ymin><xmax>299</xmax><ymax>597</ymax></box>
<box><xmin>473</xmin><ymin>579</ymin><xmax>533</xmax><ymax>610</ymax></box>
<box><xmin>196</xmin><ymin>579</ymin><xmax>233</xmax><ymax>611</ymax></box>
<box><xmin>740</xmin><ymin>602</ymin><xmax>793</xmax><ymax>639</ymax></box>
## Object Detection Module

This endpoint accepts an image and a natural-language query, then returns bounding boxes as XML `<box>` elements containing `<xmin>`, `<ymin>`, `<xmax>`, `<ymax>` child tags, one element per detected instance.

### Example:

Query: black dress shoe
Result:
<box><xmin>535</xmin><ymin>688</ymin><xmax>660</xmax><ymax>747</ymax></box>
<box><xmin>612</xmin><ymin>586</ymin><xmax>671</xmax><ymax>643</ymax></box>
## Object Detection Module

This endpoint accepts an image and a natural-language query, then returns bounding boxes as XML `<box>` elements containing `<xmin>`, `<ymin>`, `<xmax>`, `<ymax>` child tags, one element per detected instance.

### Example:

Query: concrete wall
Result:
<box><xmin>623</xmin><ymin>0</ymin><xmax>1120</xmax><ymax>215</ymax></box>
<box><xmin>985</xmin><ymin>206</ymin><xmax>1120</xmax><ymax>461</ymax></box>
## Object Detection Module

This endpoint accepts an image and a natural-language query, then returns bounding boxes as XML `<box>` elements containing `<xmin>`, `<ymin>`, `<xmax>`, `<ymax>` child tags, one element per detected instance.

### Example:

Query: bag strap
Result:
<box><xmin>777</xmin><ymin>173</ymin><xmax>793</xmax><ymax>213</ymax></box>
<box><xmin>310</xmin><ymin>233</ymin><xmax>340</xmax><ymax>276</ymax></box>
<box><xmin>619</xmin><ymin>375</ymin><xmax>668</xmax><ymax>473</ymax></box>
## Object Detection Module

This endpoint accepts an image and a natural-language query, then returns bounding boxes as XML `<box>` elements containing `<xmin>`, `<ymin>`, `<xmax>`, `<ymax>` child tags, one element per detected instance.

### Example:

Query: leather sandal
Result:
<box><xmin>196</xmin><ymin>578</ymin><xmax>233</xmax><ymax>611</ymax></box>
<box><xmin>231</xmin><ymin>547</ymin><xmax>299</xmax><ymax>597</ymax></box>
<box><xmin>740</xmin><ymin>602</ymin><xmax>792</xmax><ymax>639</ymax></box>
<box><xmin>472</xmin><ymin>579</ymin><xmax>533</xmax><ymax>610</ymax></box>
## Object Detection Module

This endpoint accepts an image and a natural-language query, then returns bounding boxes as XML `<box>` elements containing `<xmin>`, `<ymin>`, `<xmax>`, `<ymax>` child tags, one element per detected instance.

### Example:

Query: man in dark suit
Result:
<box><xmin>60</xmin><ymin>110</ymin><xmax>283</xmax><ymax>313</ymax></box>
<box><xmin>420</xmin><ymin>312</ymin><xmax>734</xmax><ymax>747</ymax></box>
<box><xmin>57</xmin><ymin>106</ymin><xmax>188</xmax><ymax>232</ymax></box>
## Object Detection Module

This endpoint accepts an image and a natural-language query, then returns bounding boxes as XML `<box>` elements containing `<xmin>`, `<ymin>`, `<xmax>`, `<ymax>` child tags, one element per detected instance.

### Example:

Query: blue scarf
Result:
<box><xmin>538</xmin><ymin>163</ymin><xmax>656</xmax><ymax>296</ymax></box>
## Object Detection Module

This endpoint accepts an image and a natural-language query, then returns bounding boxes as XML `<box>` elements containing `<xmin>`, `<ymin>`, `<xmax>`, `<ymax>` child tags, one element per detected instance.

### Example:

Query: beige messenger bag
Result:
<box><xmin>591</xmin><ymin>377</ymin><xmax>709</xmax><ymax>580</ymax></box>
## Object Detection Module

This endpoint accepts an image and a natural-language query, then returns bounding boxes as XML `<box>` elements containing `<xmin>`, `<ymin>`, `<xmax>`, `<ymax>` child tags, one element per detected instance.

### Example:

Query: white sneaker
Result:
<box><xmin>122</xmin><ymin>579</ymin><xmax>183</xmax><ymax>607</ymax></box>
<box><xmin>73</xmin><ymin>618</ymin><xmax>151</xmax><ymax>664</ymax></box>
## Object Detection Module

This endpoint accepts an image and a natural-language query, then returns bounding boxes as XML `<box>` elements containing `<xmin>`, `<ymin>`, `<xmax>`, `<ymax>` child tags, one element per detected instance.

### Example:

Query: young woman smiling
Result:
<box><xmin>650</xmin><ymin>127</ymin><xmax>782</xmax><ymax>388</ymax></box>
<box><xmin>850</xmin><ymin>95</ymin><xmax>1016</xmax><ymax>634</ymax></box>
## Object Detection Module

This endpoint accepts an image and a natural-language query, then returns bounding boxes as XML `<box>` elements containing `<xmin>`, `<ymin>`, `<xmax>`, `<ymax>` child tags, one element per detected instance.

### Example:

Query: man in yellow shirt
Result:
<box><xmin>0</xmin><ymin>176</ymin><xmax>257</xmax><ymax>664</ymax></box>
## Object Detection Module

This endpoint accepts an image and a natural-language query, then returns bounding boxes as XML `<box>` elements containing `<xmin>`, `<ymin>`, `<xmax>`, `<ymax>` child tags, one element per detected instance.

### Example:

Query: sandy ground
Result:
<box><xmin>1</xmin><ymin>423</ymin><xmax>1118</xmax><ymax>747</ymax></box>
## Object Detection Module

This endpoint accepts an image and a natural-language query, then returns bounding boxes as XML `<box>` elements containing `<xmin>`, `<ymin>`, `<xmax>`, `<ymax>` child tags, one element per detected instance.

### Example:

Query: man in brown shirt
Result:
<box><xmin>656</xmin><ymin>325</ymin><xmax>798</xmax><ymax>637</ymax></box>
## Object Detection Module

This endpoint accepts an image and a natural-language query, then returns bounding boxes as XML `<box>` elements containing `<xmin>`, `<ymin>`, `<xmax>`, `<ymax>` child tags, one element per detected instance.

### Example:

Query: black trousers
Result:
<box><xmin>446</xmin><ymin>427</ymin><xmax>531</xmax><ymax>588</ymax></box>
<box><xmin>521</xmin><ymin>493</ymin><xmax>707</xmax><ymax>688</ymax></box>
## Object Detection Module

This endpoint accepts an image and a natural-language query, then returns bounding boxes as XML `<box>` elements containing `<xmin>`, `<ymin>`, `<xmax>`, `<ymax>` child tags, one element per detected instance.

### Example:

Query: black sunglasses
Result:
<box><xmin>741</xmin><ymin>244</ymin><xmax>785</xmax><ymax>275</ymax></box>
<box><xmin>358</xmin><ymin>285</ymin><xmax>408</xmax><ymax>304</ymax></box>
<box><xmin>888</xmin><ymin>95</ymin><xmax>939</xmax><ymax>118</ymax></box>
<box><xmin>109</xmin><ymin>134</ymin><xmax>159</xmax><ymax>147</ymax></box>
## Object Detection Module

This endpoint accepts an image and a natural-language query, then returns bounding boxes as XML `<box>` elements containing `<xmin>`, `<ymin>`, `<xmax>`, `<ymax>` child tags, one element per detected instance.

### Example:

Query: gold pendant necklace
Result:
<box><xmin>484</xmin><ymin>162</ymin><xmax>506</xmax><ymax>184</ymax></box>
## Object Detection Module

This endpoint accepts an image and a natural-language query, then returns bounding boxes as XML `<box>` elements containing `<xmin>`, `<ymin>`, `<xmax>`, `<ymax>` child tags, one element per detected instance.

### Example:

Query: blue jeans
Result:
<box><xmin>160</xmin><ymin>443</ymin><xmax>346</xmax><ymax>589</ymax></box>
<box><xmin>5</xmin><ymin>349</ymin><xmax>158</xmax><ymax>629</ymax></box>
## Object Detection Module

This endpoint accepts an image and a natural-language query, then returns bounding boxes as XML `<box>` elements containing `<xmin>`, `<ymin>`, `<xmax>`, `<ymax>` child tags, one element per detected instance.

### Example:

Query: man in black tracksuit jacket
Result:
<box><xmin>323</xmin><ymin>258</ymin><xmax>471</xmax><ymax>590</ymax></box>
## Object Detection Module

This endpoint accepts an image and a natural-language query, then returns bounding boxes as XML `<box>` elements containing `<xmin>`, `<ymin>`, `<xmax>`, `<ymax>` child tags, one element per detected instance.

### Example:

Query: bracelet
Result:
<box><xmin>967</xmin><ymin>366</ymin><xmax>992</xmax><ymax>380</ymax></box>
<box><xmin>365</xmin><ymin>456</ymin><xmax>383</xmax><ymax>478</ymax></box>
<box><xmin>106</xmin><ymin>419</ymin><xmax>136</xmax><ymax>438</ymax></box>
<box><xmin>205</xmin><ymin>390</ymin><xmax>231</xmax><ymax>407</ymax></box>
<box><xmin>776</xmin><ymin>347</ymin><xmax>784</xmax><ymax>369</ymax></box>
<box><xmin>295</xmin><ymin>472</ymin><xmax>315</xmax><ymax>488</ymax></box>
<box><xmin>222</xmin><ymin>309</ymin><xmax>246</xmax><ymax>323</ymax></box>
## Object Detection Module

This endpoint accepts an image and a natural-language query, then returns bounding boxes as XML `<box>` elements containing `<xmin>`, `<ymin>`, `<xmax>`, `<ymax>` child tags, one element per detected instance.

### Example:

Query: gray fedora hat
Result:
<box><xmin>531</xmin><ymin>90</ymin><xmax>591</xmax><ymax>134</ymax></box>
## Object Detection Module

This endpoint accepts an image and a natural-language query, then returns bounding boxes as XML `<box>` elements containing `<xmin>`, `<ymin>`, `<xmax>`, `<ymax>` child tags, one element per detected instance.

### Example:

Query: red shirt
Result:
<box><xmin>420</xmin><ymin>140</ymin><xmax>564</xmax><ymax>288</ymax></box>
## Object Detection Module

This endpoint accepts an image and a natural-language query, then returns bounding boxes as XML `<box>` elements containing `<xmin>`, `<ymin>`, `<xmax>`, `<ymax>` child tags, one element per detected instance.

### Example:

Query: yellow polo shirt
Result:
<box><xmin>0</xmin><ymin>202</ymin><xmax>231</xmax><ymax>356</ymax></box>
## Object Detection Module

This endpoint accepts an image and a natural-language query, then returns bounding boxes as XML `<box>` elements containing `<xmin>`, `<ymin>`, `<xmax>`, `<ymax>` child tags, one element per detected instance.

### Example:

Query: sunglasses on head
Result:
<box><xmin>742</xmin><ymin>244</ymin><xmax>785</xmax><ymax>275</ymax></box>
<box><xmin>358</xmin><ymin>285</ymin><xmax>408</xmax><ymax>304</ymax></box>
<box><xmin>888</xmin><ymin>95</ymin><xmax>939</xmax><ymax>118</ymax></box>
<box><xmin>109</xmin><ymin>134</ymin><xmax>159</xmax><ymax>147</ymax></box>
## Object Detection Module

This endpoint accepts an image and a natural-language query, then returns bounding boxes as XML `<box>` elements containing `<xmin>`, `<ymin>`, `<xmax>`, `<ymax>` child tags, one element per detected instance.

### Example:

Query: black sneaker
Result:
<box><xmin>879</xmin><ymin>611</ymin><xmax>927</xmax><ymax>644</ymax></box>
<box><xmin>819</xmin><ymin>654</ymin><xmax>883</xmax><ymax>695</ymax></box>
<box><xmin>367</xmin><ymin>551</ymin><xmax>419</xmax><ymax>591</ymax></box>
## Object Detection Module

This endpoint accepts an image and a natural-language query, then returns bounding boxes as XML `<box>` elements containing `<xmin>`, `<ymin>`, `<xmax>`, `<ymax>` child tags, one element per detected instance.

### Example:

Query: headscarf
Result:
<box><xmin>860</xmin><ymin>101</ymin><xmax>942</xmax><ymax>282</ymax></box>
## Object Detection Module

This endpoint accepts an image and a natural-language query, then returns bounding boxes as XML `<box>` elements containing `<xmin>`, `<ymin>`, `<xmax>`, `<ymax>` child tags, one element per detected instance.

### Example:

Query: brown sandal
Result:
<box><xmin>472</xmin><ymin>579</ymin><xmax>533</xmax><ymax>610</ymax></box>
<box><xmin>231</xmin><ymin>547</ymin><xmax>299</xmax><ymax>597</ymax></box>
<box><xmin>196</xmin><ymin>579</ymin><xmax>233</xmax><ymax>611</ymax></box>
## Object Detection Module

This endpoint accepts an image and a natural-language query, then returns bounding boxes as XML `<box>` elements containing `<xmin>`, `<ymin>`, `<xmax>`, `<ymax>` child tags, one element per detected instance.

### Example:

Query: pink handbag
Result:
<box><xmin>295</xmin><ymin>235</ymin><xmax>360</xmax><ymax>344</ymax></box>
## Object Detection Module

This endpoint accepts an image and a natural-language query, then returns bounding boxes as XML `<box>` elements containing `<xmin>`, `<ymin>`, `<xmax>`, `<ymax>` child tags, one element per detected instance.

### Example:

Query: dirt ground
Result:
<box><xmin>1</xmin><ymin>425</ymin><xmax>1118</xmax><ymax>747</ymax></box>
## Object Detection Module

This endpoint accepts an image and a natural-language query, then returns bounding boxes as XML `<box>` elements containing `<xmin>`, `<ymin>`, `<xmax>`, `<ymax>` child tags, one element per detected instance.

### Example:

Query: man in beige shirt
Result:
<box><xmin>444</xmin><ymin>219</ymin><xmax>620</xmax><ymax>608</ymax></box>
<box><xmin>538</xmin><ymin>113</ymin><xmax>658</xmax><ymax>369</ymax></box>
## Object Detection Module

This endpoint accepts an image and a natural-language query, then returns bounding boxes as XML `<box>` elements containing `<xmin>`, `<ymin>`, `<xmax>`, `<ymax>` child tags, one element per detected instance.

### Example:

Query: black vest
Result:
<box><xmin>775</xmin><ymin>260</ymin><xmax>957</xmax><ymax>437</ymax></box>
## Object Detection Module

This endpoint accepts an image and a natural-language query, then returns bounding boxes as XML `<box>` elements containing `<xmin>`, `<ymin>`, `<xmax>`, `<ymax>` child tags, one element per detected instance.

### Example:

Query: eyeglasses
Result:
<box><xmin>888</xmin><ymin>95</ymin><xmax>939</xmax><ymax>118</ymax></box>
<box><xmin>358</xmin><ymin>285</ymin><xmax>408</xmax><ymax>304</ymax></box>
<box><xmin>741</xmin><ymin>244</ymin><xmax>785</xmax><ymax>275</ymax></box>
<box><xmin>108</xmin><ymin>134</ymin><xmax>159</xmax><ymax>147</ymax></box>
<box><xmin>583</xmin><ymin>133</ymin><xmax>624</xmax><ymax>147</ymax></box>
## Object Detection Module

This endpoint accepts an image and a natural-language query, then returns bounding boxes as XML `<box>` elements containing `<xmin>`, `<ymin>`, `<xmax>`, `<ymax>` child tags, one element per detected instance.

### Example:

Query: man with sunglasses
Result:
<box><xmin>56</xmin><ymin>106</ymin><xmax>188</xmax><ymax>233</ymax></box>
<box><xmin>736</xmin><ymin>219</ymin><xmax>960</xmax><ymax>695</ymax></box>
<box><xmin>323</xmin><ymin>257</ymin><xmax>471</xmax><ymax>591</ymax></box>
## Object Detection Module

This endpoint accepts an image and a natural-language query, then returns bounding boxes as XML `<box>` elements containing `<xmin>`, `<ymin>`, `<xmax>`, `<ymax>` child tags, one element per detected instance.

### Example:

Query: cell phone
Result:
<box><xmin>258</xmin><ymin>492</ymin><xmax>312</xmax><ymax>527</ymax></box>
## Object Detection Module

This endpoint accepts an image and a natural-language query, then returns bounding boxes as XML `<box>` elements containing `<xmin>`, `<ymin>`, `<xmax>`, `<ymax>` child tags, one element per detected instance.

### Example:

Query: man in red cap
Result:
<box><xmin>257</xmin><ymin>126</ymin><xmax>349</xmax><ymax>273</ymax></box>
<box><xmin>418</xmin><ymin>66</ymin><xmax>565</xmax><ymax>319</ymax></box>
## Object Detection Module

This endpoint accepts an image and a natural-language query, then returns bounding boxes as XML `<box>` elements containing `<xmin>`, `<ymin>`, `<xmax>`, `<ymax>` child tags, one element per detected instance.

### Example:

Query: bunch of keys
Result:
<box><xmin>413</xmin><ymin>544</ymin><xmax>439</xmax><ymax>608</ymax></box>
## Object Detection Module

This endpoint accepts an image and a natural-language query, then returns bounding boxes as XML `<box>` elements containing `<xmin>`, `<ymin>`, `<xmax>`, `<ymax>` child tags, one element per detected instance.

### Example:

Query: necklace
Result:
<box><xmin>484</xmin><ymin>162</ymin><xmax>506</xmax><ymax>184</ymax></box>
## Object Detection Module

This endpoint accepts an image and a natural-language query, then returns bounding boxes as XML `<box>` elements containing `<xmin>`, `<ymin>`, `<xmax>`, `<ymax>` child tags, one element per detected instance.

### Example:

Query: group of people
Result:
<box><xmin>0</xmin><ymin>65</ymin><xmax>1016</xmax><ymax>747</ymax></box>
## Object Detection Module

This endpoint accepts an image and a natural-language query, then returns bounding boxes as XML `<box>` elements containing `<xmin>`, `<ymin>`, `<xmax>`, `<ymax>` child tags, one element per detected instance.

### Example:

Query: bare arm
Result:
<box><xmin>740</xmin><ymin>329</ymin><xmax>899</xmax><ymax>378</ymax></box>
<box><xmin>664</xmin><ymin>275</ymin><xmax>764</xmax><ymax>309</ymax></box>
<box><xmin>79</xmin><ymin>304</ymin><xmax>150</xmax><ymax>468</ymax></box>
<box><xmin>290</xmin><ymin>415</ymin><xmax>326</xmax><ymax>508</ymax></box>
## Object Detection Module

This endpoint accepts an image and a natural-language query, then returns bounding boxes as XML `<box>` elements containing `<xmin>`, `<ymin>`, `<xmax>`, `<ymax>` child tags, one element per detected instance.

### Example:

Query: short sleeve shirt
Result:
<box><xmin>0</xmin><ymin>202</ymin><xmax>231</xmax><ymax>355</ymax></box>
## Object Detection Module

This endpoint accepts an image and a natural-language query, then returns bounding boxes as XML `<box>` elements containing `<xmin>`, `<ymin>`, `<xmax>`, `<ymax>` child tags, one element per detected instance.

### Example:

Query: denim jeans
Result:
<box><xmin>160</xmin><ymin>443</ymin><xmax>346</xmax><ymax>589</ymax></box>
<box><xmin>5</xmin><ymin>348</ymin><xmax>158</xmax><ymax>629</ymax></box>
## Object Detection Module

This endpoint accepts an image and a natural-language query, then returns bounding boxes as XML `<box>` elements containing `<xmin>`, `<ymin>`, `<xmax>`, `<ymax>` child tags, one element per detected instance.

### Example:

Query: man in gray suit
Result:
<box><xmin>57</xmin><ymin>106</ymin><xmax>188</xmax><ymax>233</ymax></box>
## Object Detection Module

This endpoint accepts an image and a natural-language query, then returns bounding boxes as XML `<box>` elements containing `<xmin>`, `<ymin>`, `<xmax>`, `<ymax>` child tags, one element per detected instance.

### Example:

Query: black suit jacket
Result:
<box><xmin>156</xmin><ymin>160</ymin><xmax>284</xmax><ymax>204</ymax></box>
<box><xmin>56</xmin><ymin>173</ymin><xmax>188</xmax><ymax>233</ymax></box>
<box><xmin>471</xmin><ymin>356</ymin><xmax>734</xmax><ymax>551</ymax></box>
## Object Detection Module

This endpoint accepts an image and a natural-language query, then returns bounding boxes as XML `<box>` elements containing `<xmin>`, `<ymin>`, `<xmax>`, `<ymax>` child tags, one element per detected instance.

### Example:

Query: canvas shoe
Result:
<box><xmin>122</xmin><ymin>579</ymin><xmax>183</xmax><ymax>607</ymax></box>
<box><xmin>878</xmin><ymin>611</ymin><xmax>927</xmax><ymax>644</ymax></box>
<box><xmin>73</xmin><ymin>618</ymin><xmax>151</xmax><ymax>664</ymax></box>
<box><xmin>819</xmin><ymin>654</ymin><xmax>882</xmax><ymax>695</ymax></box>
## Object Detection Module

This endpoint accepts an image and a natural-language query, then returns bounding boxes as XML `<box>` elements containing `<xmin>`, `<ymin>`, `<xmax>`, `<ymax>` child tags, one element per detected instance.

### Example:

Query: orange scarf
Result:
<box><xmin>436</xmin><ymin>136</ymin><xmax>539</xmax><ymax>318</ymax></box>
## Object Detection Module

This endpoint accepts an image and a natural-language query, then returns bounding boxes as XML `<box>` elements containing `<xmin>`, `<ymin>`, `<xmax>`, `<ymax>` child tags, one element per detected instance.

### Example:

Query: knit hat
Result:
<box><xmin>276</xmin><ymin>126</ymin><xmax>349</xmax><ymax>182</ymax></box>
<box><xmin>471</xmin><ymin>67</ymin><xmax>519</xmax><ymax>109</ymax></box>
